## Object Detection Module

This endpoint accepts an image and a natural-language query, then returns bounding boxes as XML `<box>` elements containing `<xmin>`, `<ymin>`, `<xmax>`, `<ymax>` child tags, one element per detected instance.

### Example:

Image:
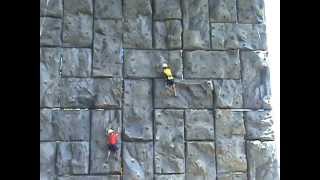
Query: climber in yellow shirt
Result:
<box><xmin>162</xmin><ymin>63</ymin><xmax>177</xmax><ymax>96</ymax></box>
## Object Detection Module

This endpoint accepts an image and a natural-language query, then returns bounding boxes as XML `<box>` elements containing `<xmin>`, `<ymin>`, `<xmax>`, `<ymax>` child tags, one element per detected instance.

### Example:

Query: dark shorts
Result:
<box><xmin>108</xmin><ymin>144</ymin><xmax>118</xmax><ymax>152</ymax></box>
<box><xmin>166</xmin><ymin>79</ymin><xmax>174</xmax><ymax>86</ymax></box>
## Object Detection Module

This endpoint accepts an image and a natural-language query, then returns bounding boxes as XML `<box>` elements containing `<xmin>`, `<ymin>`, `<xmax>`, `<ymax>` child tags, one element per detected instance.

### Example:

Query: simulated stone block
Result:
<box><xmin>154</xmin><ymin>79</ymin><xmax>213</xmax><ymax>108</ymax></box>
<box><xmin>64</xmin><ymin>0</ymin><xmax>93</xmax><ymax>16</ymax></box>
<box><xmin>185</xmin><ymin>110</ymin><xmax>214</xmax><ymax>140</ymax></box>
<box><xmin>154</xmin><ymin>0</ymin><xmax>181</xmax><ymax>20</ymax></box>
<box><xmin>40</xmin><ymin>0</ymin><xmax>63</xmax><ymax>17</ymax></box>
<box><xmin>186</xmin><ymin>142</ymin><xmax>216</xmax><ymax>180</ymax></box>
<box><xmin>123</xmin><ymin>80</ymin><xmax>153</xmax><ymax>140</ymax></box>
<box><xmin>62</xmin><ymin>48</ymin><xmax>92</xmax><ymax>77</ymax></box>
<box><xmin>155</xmin><ymin>175</ymin><xmax>185</xmax><ymax>180</ymax></box>
<box><xmin>238</xmin><ymin>0</ymin><xmax>265</xmax><ymax>23</ymax></box>
<box><xmin>40</xmin><ymin>48</ymin><xmax>61</xmax><ymax>107</ymax></box>
<box><xmin>216</xmin><ymin>136</ymin><xmax>247</xmax><ymax>173</ymax></box>
<box><xmin>57</xmin><ymin>176</ymin><xmax>120</xmax><ymax>180</ymax></box>
<box><xmin>247</xmin><ymin>141</ymin><xmax>279</xmax><ymax>180</ymax></box>
<box><xmin>40</xmin><ymin>17</ymin><xmax>62</xmax><ymax>46</ymax></box>
<box><xmin>184</xmin><ymin>50</ymin><xmax>240</xmax><ymax>79</ymax></box>
<box><xmin>155</xmin><ymin>174</ymin><xmax>185</xmax><ymax>180</ymax></box>
<box><xmin>123</xmin><ymin>142</ymin><xmax>153</xmax><ymax>180</ymax></box>
<box><xmin>218</xmin><ymin>172</ymin><xmax>247</xmax><ymax>180</ymax></box>
<box><xmin>211</xmin><ymin>23</ymin><xmax>267</xmax><ymax>50</ymax></box>
<box><xmin>63</xmin><ymin>0</ymin><xmax>93</xmax><ymax>47</ymax></box>
<box><xmin>123</xmin><ymin>0</ymin><xmax>152</xmax><ymax>48</ymax></box>
<box><xmin>40</xmin><ymin>109</ymin><xmax>90</xmax><ymax>141</ymax></box>
<box><xmin>41</xmin><ymin>109</ymin><xmax>90</xmax><ymax>141</ymax></box>
<box><xmin>155</xmin><ymin>109</ymin><xmax>184</xmax><ymax>173</ymax></box>
<box><xmin>241</xmin><ymin>51</ymin><xmax>271</xmax><ymax>109</ymax></box>
<box><xmin>124</xmin><ymin>50</ymin><xmax>182</xmax><ymax>78</ymax></box>
<box><xmin>40</xmin><ymin>142</ymin><xmax>56</xmax><ymax>180</ymax></box>
<box><xmin>40</xmin><ymin>109</ymin><xmax>53</xmax><ymax>140</ymax></box>
<box><xmin>95</xmin><ymin>0</ymin><xmax>122</xmax><ymax>19</ymax></box>
<box><xmin>123</xmin><ymin>0</ymin><xmax>152</xmax><ymax>17</ymax></box>
<box><xmin>92</xmin><ymin>78</ymin><xmax>122</xmax><ymax>108</ymax></box>
<box><xmin>215</xmin><ymin>109</ymin><xmax>245</xmax><ymax>138</ymax></box>
<box><xmin>93</xmin><ymin>20</ymin><xmax>122</xmax><ymax>77</ymax></box>
<box><xmin>91</xmin><ymin>110</ymin><xmax>121</xmax><ymax>174</ymax></box>
<box><xmin>56</xmin><ymin>142</ymin><xmax>89</xmax><ymax>175</ymax></box>
<box><xmin>213</xmin><ymin>80</ymin><xmax>243</xmax><ymax>108</ymax></box>
<box><xmin>60</xmin><ymin>78</ymin><xmax>94</xmax><ymax>107</ymax></box>
<box><xmin>209</xmin><ymin>0</ymin><xmax>237</xmax><ymax>22</ymax></box>
<box><xmin>245</xmin><ymin>111</ymin><xmax>274</xmax><ymax>140</ymax></box>
<box><xmin>60</xmin><ymin>78</ymin><xmax>122</xmax><ymax>108</ymax></box>
<box><xmin>57</xmin><ymin>175</ymin><xmax>120</xmax><ymax>180</ymax></box>
<box><xmin>63</xmin><ymin>15</ymin><xmax>93</xmax><ymax>47</ymax></box>
<box><xmin>182</xmin><ymin>0</ymin><xmax>210</xmax><ymax>49</ymax></box>
<box><xmin>123</xmin><ymin>17</ymin><xmax>152</xmax><ymax>48</ymax></box>
<box><xmin>154</xmin><ymin>20</ymin><xmax>182</xmax><ymax>49</ymax></box>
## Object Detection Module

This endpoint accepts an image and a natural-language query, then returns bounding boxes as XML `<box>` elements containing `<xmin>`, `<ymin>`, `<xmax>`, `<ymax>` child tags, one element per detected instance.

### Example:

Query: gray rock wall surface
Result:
<box><xmin>40</xmin><ymin>0</ymin><xmax>278</xmax><ymax>179</ymax></box>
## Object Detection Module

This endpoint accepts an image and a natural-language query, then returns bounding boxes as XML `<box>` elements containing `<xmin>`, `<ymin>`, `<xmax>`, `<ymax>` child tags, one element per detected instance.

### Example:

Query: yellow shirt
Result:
<box><xmin>163</xmin><ymin>68</ymin><xmax>174</xmax><ymax>80</ymax></box>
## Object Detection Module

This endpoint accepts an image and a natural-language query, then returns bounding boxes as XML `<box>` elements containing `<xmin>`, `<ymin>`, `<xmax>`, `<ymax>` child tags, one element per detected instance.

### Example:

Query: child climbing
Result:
<box><xmin>162</xmin><ymin>63</ymin><xmax>177</xmax><ymax>96</ymax></box>
<box><xmin>106</xmin><ymin>128</ymin><xmax>120</xmax><ymax>162</ymax></box>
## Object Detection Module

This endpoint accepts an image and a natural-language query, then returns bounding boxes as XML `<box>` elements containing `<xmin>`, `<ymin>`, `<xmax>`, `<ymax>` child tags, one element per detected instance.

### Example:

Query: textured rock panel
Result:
<box><xmin>211</xmin><ymin>23</ymin><xmax>267</xmax><ymax>50</ymax></box>
<box><xmin>213</xmin><ymin>80</ymin><xmax>243</xmax><ymax>108</ymax></box>
<box><xmin>60</xmin><ymin>78</ymin><xmax>94</xmax><ymax>107</ymax></box>
<box><xmin>185</xmin><ymin>109</ymin><xmax>214</xmax><ymax>140</ymax></box>
<box><xmin>40</xmin><ymin>48</ymin><xmax>61</xmax><ymax>107</ymax></box>
<box><xmin>95</xmin><ymin>0</ymin><xmax>122</xmax><ymax>19</ymax></box>
<box><xmin>241</xmin><ymin>51</ymin><xmax>271</xmax><ymax>109</ymax></box>
<box><xmin>154</xmin><ymin>79</ymin><xmax>213</xmax><ymax>108</ymax></box>
<box><xmin>182</xmin><ymin>0</ymin><xmax>210</xmax><ymax>49</ymax></box>
<box><xmin>247</xmin><ymin>141</ymin><xmax>279</xmax><ymax>180</ymax></box>
<box><xmin>123</xmin><ymin>80</ymin><xmax>153</xmax><ymax>140</ymax></box>
<box><xmin>64</xmin><ymin>0</ymin><xmax>93</xmax><ymax>15</ymax></box>
<box><xmin>217</xmin><ymin>172</ymin><xmax>247</xmax><ymax>180</ymax></box>
<box><xmin>56</xmin><ymin>142</ymin><xmax>89</xmax><ymax>175</ymax></box>
<box><xmin>40</xmin><ymin>109</ymin><xmax>54</xmax><ymax>140</ymax></box>
<box><xmin>215</xmin><ymin>109</ymin><xmax>245</xmax><ymax>138</ymax></box>
<box><xmin>57</xmin><ymin>176</ymin><xmax>120</xmax><ymax>180</ymax></box>
<box><xmin>123</xmin><ymin>0</ymin><xmax>152</xmax><ymax>48</ymax></box>
<box><xmin>40</xmin><ymin>17</ymin><xmax>62</xmax><ymax>46</ymax></box>
<box><xmin>40</xmin><ymin>142</ymin><xmax>56</xmax><ymax>180</ymax></box>
<box><xmin>92</xmin><ymin>78</ymin><xmax>122</xmax><ymax>108</ymax></box>
<box><xmin>63</xmin><ymin>0</ymin><xmax>93</xmax><ymax>47</ymax></box>
<box><xmin>62</xmin><ymin>48</ymin><xmax>92</xmax><ymax>77</ymax></box>
<box><xmin>63</xmin><ymin>15</ymin><xmax>93</xmax><ymax>47</ymax></box>
<box><xmin>40</xmin><ymin>0</ymin><xmax>63</xmax><ymax>17</ymax></box>
<box><xmin>154</xmin><ymin>0</ymin><xmax>181</xmax><ymax>20</ymax></box>
<box><xmin>60</xmin><ymin>78</ymin><xmax>122</xmax><ymax>108</ymax></box>
<box><xmin>154</xmin><ymin>20</ymin><xmax>182</xmax><ymax>49</ymax></box>
<box><xmin>238</xmin><ymin>0</ymin><xmax>265</xmax><ymax>23</ymax></box>
<box><xmin>155</xmin><ymin>175</ymin><xmax>185</xmax><ymax>180</ymax></box>
<box><xmin>245</xmin><ymin>111</ymin><xmax>274</xmax><ymax>140</ymax></box>
<box><xmin>124</xmin><ymin>50</ymin><xmax>182</xmax><ymax>78</ymax></box>
<box><xmin>123</xmin><ymin>142</ymin><xmax>153</xmax><ymax>180</ymax></box>
<box><xmin>184</xmin><ymin>50</ymin><xmax>240</xmax><ymax>79</ymax></box>
<box><xmin>155</xmin><ymin>109</ymin><xmax>184</xmax><ymax>173</ymax></box>
<box><xmin>93</xmin><ymin>19</ymin><xmax>122</xmax><ymax>77</ymax></box>
<box><xmin>216</xmin><ymin>136</ymin><xmax>247</xmax><ymax>173</ymax></box>
<box><xmin>209</xmin><ymin>0</ymin><xmax>237</xmax><ymax>22</ymax></box>
<box><xmin>40</xmin><ymin>109</ymin><xmax>90</xmax><ymax>141</ymax></box>
<box><xmin>186</xmin><ymin>142</ymin><xmax>216</xmax><ymax>180</ymax></box>
<box><xmin>91</xmin><ymin>110</ymin><xmax>122</xmax><ymax>173</ymax></box>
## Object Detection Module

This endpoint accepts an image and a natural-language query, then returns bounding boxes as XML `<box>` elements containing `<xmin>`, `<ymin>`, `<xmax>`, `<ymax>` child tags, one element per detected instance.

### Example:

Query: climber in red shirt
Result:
<box><xmin>105</xmin><ymin>128</ymin><xmax>120</xmax><ymax>162</ymax></box>
<box><xmin>107</xmin><ymin>128</ymin><xmax>119</xmax><ymax>152</ymax></box>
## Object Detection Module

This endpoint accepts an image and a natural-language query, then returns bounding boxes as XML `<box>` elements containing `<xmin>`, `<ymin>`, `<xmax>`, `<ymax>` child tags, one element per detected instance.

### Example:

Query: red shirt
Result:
<box><xmin>108</xmin><ymin>132</ymin><xmax>119</xmax><ymax>145</ymax></box>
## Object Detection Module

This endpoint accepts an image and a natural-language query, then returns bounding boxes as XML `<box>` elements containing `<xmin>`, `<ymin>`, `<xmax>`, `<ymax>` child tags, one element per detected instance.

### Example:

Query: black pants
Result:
<box><xmin>108</xmin><ymin>144</ymin><xmax>118</xmax><ymax>152</ymax></box>
<box><xmin>166</xmin><ymin>79</ymin><xmax>174</xmax><ymax>86</ymax></box>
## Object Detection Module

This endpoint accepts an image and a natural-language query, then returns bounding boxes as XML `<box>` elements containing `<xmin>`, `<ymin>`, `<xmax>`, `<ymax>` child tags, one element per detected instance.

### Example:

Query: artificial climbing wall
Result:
<box><xmin>40</xmin><ymin>0</ymin><xmax>279</xmax><ymax>180</ymax></box>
